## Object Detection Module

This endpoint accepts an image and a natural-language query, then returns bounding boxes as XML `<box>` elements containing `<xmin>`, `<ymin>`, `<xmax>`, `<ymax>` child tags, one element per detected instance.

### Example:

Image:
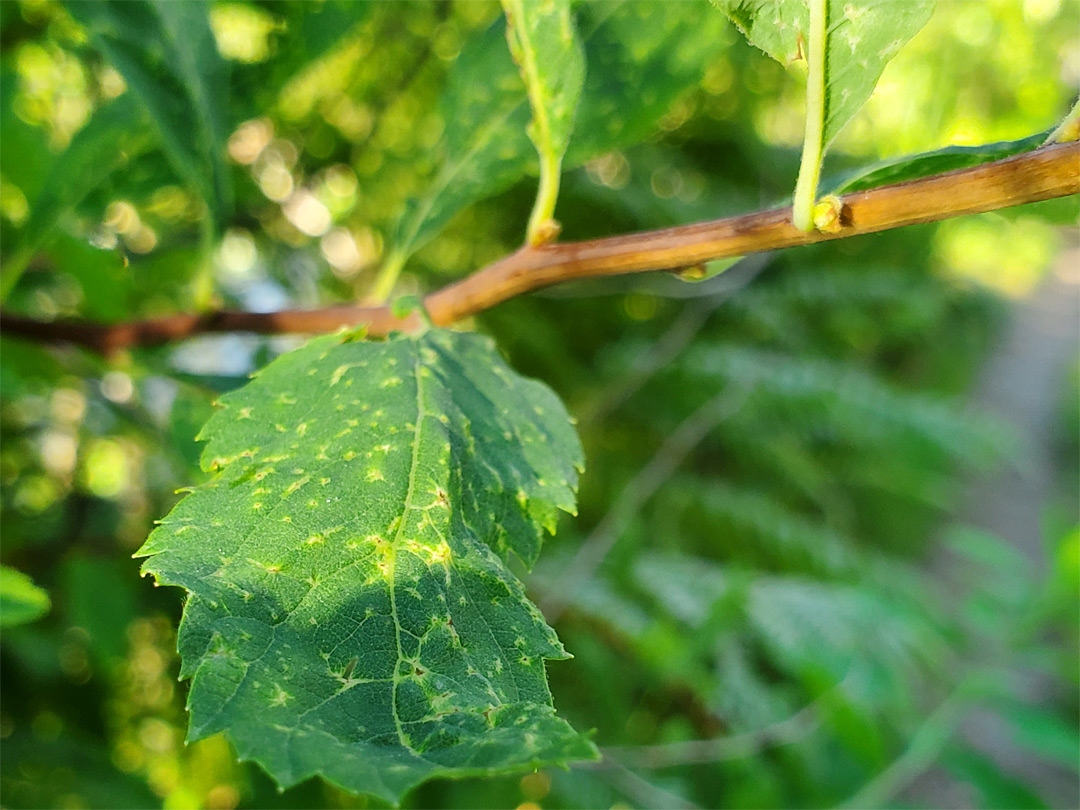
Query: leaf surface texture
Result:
<box><xmin>137</xmin><ymin>329</ymin><xmax>593</xmax><ymax>802</ymax></box>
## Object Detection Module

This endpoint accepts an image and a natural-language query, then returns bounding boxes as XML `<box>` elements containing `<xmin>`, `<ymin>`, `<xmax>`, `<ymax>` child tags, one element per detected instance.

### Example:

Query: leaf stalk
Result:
<box><xmin>792</xmin><ymin>0</ymin><xmax>828</xmax><ymax>232</ymax></box>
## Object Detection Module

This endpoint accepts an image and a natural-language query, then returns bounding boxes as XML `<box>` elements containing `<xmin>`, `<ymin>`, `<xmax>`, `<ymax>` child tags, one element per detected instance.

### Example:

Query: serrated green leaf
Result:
<box><xmin>714</xmin><ymin>0</ymin><xmax>934</xmax><ymax>147</ymax></box>
<box><xmin>388</xmin><ymin>1</ymin><xmax>725</xmax><ymax>265</ymax></box>
<box><xmin>829</xmin><ymin>130</ymin><xmax>1049</xmax><ymax>194</ymax></box>
<box><xmin>136</xmin><ymin>329</ymin><xmax>595</xmax><ymax>803</ymax></box>
<box><xmin>67</xmin><ymin>0</ymin><xmax>233</xmax><ymax>227</ymax></box>
<box><xmin>0</xmin><ymin>565</ymin><xmax>51</xmax><ymax>627</ymax></box>
<box><xmin>0</xmin><ymin>94</ymin><xmax>153</xmax><ymax>301</ymax></box>
<box><xmin>501</xmin><ymin>0</ymin><xmax>584</xmax><ymax>243</ymax></box>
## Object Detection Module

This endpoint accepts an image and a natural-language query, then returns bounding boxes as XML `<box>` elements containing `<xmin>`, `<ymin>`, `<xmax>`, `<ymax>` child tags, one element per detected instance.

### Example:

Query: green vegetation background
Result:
<box><xmin>0</xmin><ymin>1</ymin><xmax>1077</xmax><ymax>808</ymax></box>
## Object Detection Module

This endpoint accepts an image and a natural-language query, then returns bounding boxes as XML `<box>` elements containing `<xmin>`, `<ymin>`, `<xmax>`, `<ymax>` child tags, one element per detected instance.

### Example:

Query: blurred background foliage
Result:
<box><xmin>0</xmin><ymin>1</ymin><xmax>1077</xmax><ymax>808</ymax></box>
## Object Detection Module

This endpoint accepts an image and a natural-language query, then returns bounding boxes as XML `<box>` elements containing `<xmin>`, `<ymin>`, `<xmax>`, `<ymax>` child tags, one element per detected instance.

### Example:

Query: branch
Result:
<box><xmin>2</xmin><ymin>142</ymin><xmax>1077</xmax><ymax>354</ymax></box>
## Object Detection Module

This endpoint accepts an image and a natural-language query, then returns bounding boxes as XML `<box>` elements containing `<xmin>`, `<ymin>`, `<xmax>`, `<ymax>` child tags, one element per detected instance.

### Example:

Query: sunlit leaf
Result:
<box><xmin>0</xmin><ymin>565</ymin><xmax>51</xmax><ymax>627</ymax></box>
<box><xmin>714</xmin><ymin>0</ymin><xmax>935</xmax><ymax>147</ymax></box>
<box><xmin>136</xmin><ymin>329</ymin><xmax>595</xmax><ymax>802</ymax></box>
<box><xmin>68</xmin><ymin>0</ymin><xmax>233</xmax><ymax>226</ymax></box>
<box><xmin>389</xmin><ymin>0</ymin><xmax>726</xmax><ymax>264</ymax></box>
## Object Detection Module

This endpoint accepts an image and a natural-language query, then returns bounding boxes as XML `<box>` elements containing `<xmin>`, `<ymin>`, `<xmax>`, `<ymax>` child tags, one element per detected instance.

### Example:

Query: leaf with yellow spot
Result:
<box><xmin>136</xmin><ymin>329</ymin><xmax>594</xmax><ymax>803</ymax></box>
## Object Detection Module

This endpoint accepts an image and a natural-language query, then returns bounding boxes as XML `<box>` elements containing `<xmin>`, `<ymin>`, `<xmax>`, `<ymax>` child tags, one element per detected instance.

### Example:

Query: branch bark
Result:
<box><xmin>2</xmin><ymin>142</ymin><xmax>1077</xmax><ymax>355</ymax></box>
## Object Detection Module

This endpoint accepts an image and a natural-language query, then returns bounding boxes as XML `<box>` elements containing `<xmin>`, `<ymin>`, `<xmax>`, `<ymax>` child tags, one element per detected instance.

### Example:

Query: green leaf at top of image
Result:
<box><xmin>501</xmin><ymin>0</ymin><xmax>585</xmax><ymax>243</ymax></box>
<box><xmin>828</xmin><ymin>131</ymin><xmax>1049</xmax><ymax>194</ymax></box>
<box><xmin>67</xmin><ymin>0</ymin><xmax>233</xmax><ymax>228</ymax></box>
<box><xmin>0</xmin><ymin>565</ymin><xmax>51</xmax><ymax>627</ymax></box>
<box><xmin>714</xmin><ymin>0</ymin><xmax>935</xmax><ymax>148</ymax></box>
<box><xmin>135</xmin><ymin>329</ymin><xmax>595</xmax><ymax>803</ymax></box>
<box><xmin>388</xmin><ymin>1</ymin><xmax>727</xmax><ymax>266</ymax></box>
<box><xmin>0</xmin><ymin>94</ymin><xmax>153</xmax><ymax>303</ymax></box>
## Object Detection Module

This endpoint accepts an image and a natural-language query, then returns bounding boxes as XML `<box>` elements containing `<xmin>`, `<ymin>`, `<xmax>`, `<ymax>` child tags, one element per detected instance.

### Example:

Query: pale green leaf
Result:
<box><xmin>389</xmin><ymin>1</ymin><xmax>726</xmax><ymax>264</ymax></box>
<box><xmin>68</xmin><ymin>0</ymin><xmax>233</xmax><ymax>225</ymax></box>
<box><xmin>136</xmin><ymin>329</ymin><xmax>594</xmax><ymax>803</ymax></box>
<box><xmin>0</xmin><ymin>565</ymin><xmax>51</xmax><ymax>627</ymax></box>
<box><xmin>714</xmin><ymin>0</ymin><xmax>935</xmax><ymax>146</ymax></box>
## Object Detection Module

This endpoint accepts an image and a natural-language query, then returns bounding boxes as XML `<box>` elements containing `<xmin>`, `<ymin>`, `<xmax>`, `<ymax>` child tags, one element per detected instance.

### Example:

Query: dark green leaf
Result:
<box><xmin>830</xmin><ymin>131</ymin><xmax>1049</xmax><ymax>194</ymax></box>
<box><xmin>136</xmin><ymin>329</ymin><xmax>594</xmax><ymax>802</ymax></box>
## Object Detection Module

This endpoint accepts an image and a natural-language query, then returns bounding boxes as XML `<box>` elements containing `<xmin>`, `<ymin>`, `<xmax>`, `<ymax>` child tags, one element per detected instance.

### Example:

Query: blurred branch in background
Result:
<box><xmin>587</xmin><ymin>701</ymin><xmax>820</xmax><ymax>769</ymax></box>
<box><xmin>541</xmin><ymin>384</ymin><xmax>751</xmax><ymax>623</ymax></box>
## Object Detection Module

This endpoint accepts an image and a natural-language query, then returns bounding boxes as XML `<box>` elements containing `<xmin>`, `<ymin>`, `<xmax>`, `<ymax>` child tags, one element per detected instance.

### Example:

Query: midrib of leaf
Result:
<box><xmin>513</xmin><ymin>10</ymin><xmax>556</xmax><ymax>165</ymax></box>
<box><xmin>388</xmin><ymin>347</ymin><xmax>429</xmax><ymax>752</ymax></box>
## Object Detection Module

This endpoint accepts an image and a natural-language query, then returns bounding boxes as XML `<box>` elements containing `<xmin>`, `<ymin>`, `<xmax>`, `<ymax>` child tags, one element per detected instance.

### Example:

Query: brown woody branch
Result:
<box><xmin>2</xmin><ymin>142</ymin><xmax>1077</xmax><ymax>355</ymax></box>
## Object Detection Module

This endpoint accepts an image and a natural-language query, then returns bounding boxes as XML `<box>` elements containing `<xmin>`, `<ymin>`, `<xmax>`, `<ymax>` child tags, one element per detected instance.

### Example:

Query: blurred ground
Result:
<box><xmin>909</xmin><ymin>238</ymin><xmax>1080</xmax><ymax>809</ymax></box>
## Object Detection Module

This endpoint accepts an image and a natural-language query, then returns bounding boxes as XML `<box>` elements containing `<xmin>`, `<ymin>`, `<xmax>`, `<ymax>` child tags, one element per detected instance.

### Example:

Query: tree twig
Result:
<box><xmin>580</xmin><ymin>702</ymin><xmax>821</xmax><ymax>770</ymax></box>
<box><xmin>2</xmin><ymin>142</ymin><xmax>1077</xmax><ymax>354</ymax></box>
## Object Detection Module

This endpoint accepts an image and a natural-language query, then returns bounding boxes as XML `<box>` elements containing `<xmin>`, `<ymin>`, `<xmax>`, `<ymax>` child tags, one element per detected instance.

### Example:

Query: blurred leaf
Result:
<box><xmin>942</xmin><ymin>744</ymin><xmax>1049</xmax><ymax>809</ymax></box>
<box><xmin>387</xmin><ymin>19</ymin><xmax>527</xmax><ymax>265</ymax></box>
<box><xmin>714</xmin><ymin>0</ymin><xmax>935</xmax><ymax>146</ymax></box>
<box><xmin>1000</xmin><ymin>702</ymin><xmax>1080</xmax><ymax>773</ymax></box>
<box><xmin>677</xmin><ymin>343</ymin><xmax>1003</xmax><ymax>462</ymax></box>
<box><xmin>830</xmin><ymin>131</ymin><xmax>1049</xmax><ymax>194</ymax></box>
<box><xmin>1</xmin><ymin>94</ymin><xmax>151</xmax><ymax>301</ymax></box>
<box><xmin>566</xmin><ymin>2</ymin><xmax>725</xmax><ymax>161</ymax></box>
<box><xmin>668</xmin><ymin>478</ymin><xmax>862</xmax><ymax>577</ymax></box>
<box><xmin>390</xmin><ymin>0</ymin><xmax>726</xmax><ymax>263</ymax></box>
<box><xmin>135</xmin><ymin>329</ymin><xmax>595</xmax><ymax>802</ymax></box>
<box><xmin>676</xmin><ymin>257</ymin><xmax>742</xmax><ymax>282</ymax></box>
<box><xmin>235</xmin><ymin>1</ymin><xmax>374</xmax><ymax>112</ymax></box>
<box><xmin>501</xmin><ymin>0</ymin><xmax>584</xmax><ymax>241</ymax></box>
<box><xmin>0</xmin><ymin>565</ymin><xmax>51</xmax><ymax>627</ymax></box>
<box><xmin>45</xmin><ymin>234</ymin><xmax>131</xmax><ymax>321</ymax></box>
<box><xmin>62</xmin><ymin>554</ymin><xmax>136</xmax><ymax>665</ymax></box>
<box><xmin>502</xmin><ymin>0</ymin><xmax>583</xmax><ymax>168</ymax></box>
<box><xmin>68</xmin><ymin>0</ymin><xmax>233</xmax><ymax>227</ymax></box>
<box><xmin>0</xmin><ymin>732</ymin><xmax>160</xmax><ymax>809</ymax></box>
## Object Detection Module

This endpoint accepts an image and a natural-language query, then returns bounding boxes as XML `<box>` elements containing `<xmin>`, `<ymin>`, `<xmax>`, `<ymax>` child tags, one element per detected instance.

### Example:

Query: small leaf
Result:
<box><xmin>0</xmin><ymin>565</ymin><xmax>51</xmax><ymax>627</ymax></box>
<box><xmin>68</xmin><ymin>0</ymin><xmax>233</xmax><ymax>227</ymax></box>
<box><xmin>501</xmin><ymin>0</ymin><xmax>585</xmax><ymax>245</ymax></box>
<box><xmin>136</xmin><ymin>329</ymin><xmax>595</xmax><ymax>802</ymax></box>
